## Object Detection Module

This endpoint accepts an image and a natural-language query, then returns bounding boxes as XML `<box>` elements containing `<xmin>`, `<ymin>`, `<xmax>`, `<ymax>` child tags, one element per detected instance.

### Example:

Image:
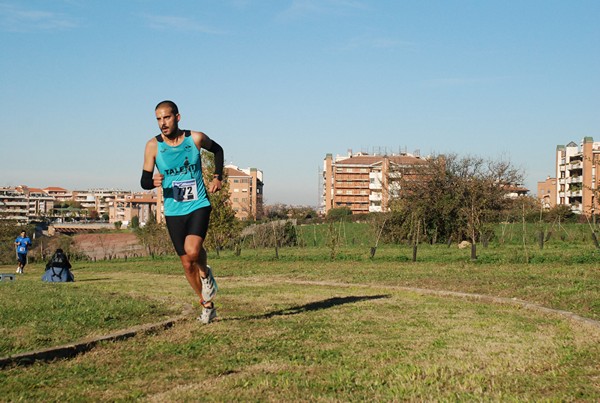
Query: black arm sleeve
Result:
<box><xmin>140</xmin><ymin>170</ymin><xmax>155</xmax><ymax>190</ymax></box>
<box><xmin>206</xmin><ymin>140</ymin><xmax>224</xmax><ymax>180</ymax></box>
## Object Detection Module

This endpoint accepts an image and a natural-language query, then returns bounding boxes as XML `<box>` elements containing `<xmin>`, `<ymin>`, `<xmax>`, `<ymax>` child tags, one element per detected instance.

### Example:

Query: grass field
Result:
<box><xmin>0</xmin><ymin>242</ymin><xmax>599</xmax><ymax>401</ymax></box>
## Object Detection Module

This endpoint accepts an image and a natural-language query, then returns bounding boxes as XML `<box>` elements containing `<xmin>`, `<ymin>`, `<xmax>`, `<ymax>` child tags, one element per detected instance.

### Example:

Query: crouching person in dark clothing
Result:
<box><xmin>42</xmin><ymin>248</ymin><xmax>75</xmax><ymax>282</ymax></box>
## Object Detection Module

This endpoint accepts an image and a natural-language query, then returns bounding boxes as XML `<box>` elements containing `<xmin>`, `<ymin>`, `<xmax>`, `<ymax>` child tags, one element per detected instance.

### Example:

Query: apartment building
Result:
<box><xmin>108</xmin><ymin>192</ymin><xmax>158</xmax><ymax>225</ymax></box>
<box><xmin>21</xmin><ymin>186</ymin><xmax>55</xmax><ymax>218</ymax></box>
<box><xmin>0</xmin><ymin>187</ymin><xmax>29</xmax><ymax>223</ymax></box>
<box><xmin>537</xmin><ymin>177</ymin><xmax>557</xmax><ymax>210</ymax></box>
<box><xmin>322</xmin><ymin>151</ymin><xmax>425</xmax><ymax>215</ymax></box>
<box><xmin>553</xmin><ymin>137</ymin><xmax>600</xmax><ymax>215</ymax></box>
<box><xmin>226</xmin><ymin>165</ymin><xmax>264</xmax><ymax>220</ymax></box>
<box><xmin>0</xmin><ymin>186</ymin><xmax>54</xmax><ymax>222</ymax></box>
<box><xmin>43</xmin><ymin>187</ymin><xmax>72</xmax><ymax>202</ymax></box>
<box><xmin>72</xmin><ymin>188</ymin><xmax>129</xmax><ymax>218</ymax></box>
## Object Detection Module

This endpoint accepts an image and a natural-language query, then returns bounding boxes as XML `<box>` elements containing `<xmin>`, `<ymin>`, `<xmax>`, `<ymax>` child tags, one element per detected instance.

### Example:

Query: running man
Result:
<box><xmin>14</xmin><ymin>230</ymin><xmax>31</xmax><ymax>274</ymax></box>
<box><xmin>141</xmin><ymin>100</ymin><xmax>224</xmax><ymax>324</ymax></box>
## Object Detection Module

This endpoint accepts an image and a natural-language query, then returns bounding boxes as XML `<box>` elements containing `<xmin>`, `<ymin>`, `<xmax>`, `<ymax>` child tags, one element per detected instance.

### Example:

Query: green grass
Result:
<box><xmin>0</xmin><ymin>242</ymin><xmax>599</xmax><ymax>401</ymax></box>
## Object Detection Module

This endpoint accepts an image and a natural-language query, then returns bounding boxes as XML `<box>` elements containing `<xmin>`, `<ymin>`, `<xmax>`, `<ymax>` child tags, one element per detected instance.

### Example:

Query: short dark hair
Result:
<box><xmin>155</xmin><ymin>100</ymin><xmax>179</xmax><ymax>115</ymax></box>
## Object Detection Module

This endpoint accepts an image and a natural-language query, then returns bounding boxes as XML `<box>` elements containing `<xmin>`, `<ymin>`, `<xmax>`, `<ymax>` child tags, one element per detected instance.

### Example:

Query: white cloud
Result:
<box><xmin>0</xmin><ymin>3</ymin><xmax>78</xmax><ymax>32</ymax></box>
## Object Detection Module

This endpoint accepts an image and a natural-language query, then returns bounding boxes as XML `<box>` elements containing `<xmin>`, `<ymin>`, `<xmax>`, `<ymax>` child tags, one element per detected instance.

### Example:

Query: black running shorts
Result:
<box><xmin>17</xmin><ymin>253</ymin><xmax>27</xmax><ymax>266</ymax></box>
<box><xmin>165</xmin><ymin>205</ymin><xmax>212</xmax><ymax>256</ymax></box>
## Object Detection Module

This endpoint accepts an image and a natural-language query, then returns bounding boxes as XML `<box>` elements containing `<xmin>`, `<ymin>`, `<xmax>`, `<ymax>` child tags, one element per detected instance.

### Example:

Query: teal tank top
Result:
<box><xmin>154</xmin><ymin>130</ymin><xmax>211</xmax><ymax>216</ymax></box>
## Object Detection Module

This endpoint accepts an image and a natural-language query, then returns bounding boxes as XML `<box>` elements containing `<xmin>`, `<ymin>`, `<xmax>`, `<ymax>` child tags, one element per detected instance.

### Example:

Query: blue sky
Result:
<box><xmin>1</xmin><ymin>1</ymin><xmax>598</xmax><ymax>206</ymax></box>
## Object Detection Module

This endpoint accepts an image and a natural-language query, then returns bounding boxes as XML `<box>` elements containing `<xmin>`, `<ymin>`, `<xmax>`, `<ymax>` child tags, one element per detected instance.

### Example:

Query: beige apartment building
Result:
<box><xmin>537</xmin><ymin>177</ymin><xmax>557</xmax><ymax>210</ymax></box>
<box><xmin>226</xmin><ymin>165</ymin><xmax>264</xmax><ymax>220</ymax></box>
<box><xmin>551</xmin><ymin>137</ymin><xmax>600</xmax><ymax>215</ymax></box>
<box><xmin>322</xmin><ymin>151</ymin><xmax>425</xmax><ymax>215</ymax></box>
<box><xmin>108</xmin><ymin>192</ymin><xmax>158</xmax><ymax>225</ymax></box>
<box><xmin>0</xmin><ymin>186</ymin><xmax>54</xmax><ymax>222</ymax></box>
<box><xmin>0</xmin><ymin>187</ymin><xmax>29</xmax><ymax>223</ymax></box>
<box><xmin>43</xmin><ymin>187</ymin><xmax>72</xmax><ymax>202</ymax></box>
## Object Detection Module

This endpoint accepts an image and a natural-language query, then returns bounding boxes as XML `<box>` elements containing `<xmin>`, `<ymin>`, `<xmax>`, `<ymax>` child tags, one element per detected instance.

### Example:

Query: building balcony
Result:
<box><xmin>569</xmin><ymin>190</ymin><xmax>583</xmax><ymax>197</ymax></box>
<box><xmin>571</xmin><ymin>204</ymin><xmax>583</xmax><ymax>213</ymax></box>
<box><xmin>0</xmin><ymin>208</ymin><xmax>29</xmax><ymax>214</ymax></box>
<box><xmin>558</xmin><ymin>178</ymin><xmax>566</xmax><ymax>184</ymax></box>
<box><xmin>369</xmin><ymin>193</ymin><xmax>382</xmax><ymax>201</ymax></box>
<box><xmin>0</xmin><ymin>201</ymin><xmax>28</xmax><ymax>207</ymax></box>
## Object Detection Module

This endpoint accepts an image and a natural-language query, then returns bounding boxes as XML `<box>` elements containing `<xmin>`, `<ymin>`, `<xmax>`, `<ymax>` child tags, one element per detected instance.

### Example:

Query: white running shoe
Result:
<box><xmin>199</xmin><ymin>306</ymin><xmax>217</xmax><ymax>324</ymax></box>
<box><xmin>200</xmin><ymin>265</ymin><xmax>218</xmax><ymax>302</ymax></box>
<box><xmin>16</xmin><ymin>267</ymin><xmax>20</xmax><ymax>274</ymax></box>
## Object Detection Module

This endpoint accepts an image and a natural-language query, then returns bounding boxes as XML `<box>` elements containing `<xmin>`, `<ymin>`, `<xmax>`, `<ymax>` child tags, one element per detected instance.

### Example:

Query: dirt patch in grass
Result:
<box><xmin>73</xmin><ymin>233</ymin><xmax>147</xmax><ymax>260</ymax></box>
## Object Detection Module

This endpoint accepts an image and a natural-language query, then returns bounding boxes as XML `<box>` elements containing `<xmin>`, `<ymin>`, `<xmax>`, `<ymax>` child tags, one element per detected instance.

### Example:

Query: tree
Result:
<box><xmin>393</xmin><ymin>153</ymin><xmax>524</xmax><ymax>259</ymax></box>
<box><xmin>326</xmin><ymin>206</ymin><xmax>352</xmax><ymax>221</ymax></box>
<box><xmin>201</xmin><ymin>150</ymin><xmax>240</xmax><ymax>253</ymax></box>
<box><xmin>135</xmin><ymin>213</ymin><xmax>172</xmax><ymax>257</ymax></box>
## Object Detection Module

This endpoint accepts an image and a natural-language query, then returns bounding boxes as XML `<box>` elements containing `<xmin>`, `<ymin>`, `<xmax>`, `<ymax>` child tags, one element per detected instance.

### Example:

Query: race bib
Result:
<box><xmin>172</xmin><ymin>179</ymin><xmax>198</xmax><ymax>202</ymax></box>
<box><xmin>18</xmin><ymin>246</ymin><xmax>26</xmax><ymax>253</ymax></box>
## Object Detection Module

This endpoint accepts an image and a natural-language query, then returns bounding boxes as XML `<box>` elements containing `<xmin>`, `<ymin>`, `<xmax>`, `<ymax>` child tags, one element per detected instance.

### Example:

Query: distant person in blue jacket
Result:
<box><xmin>15</xmin><ymin>230</ymin><xmax>32</xmax><ymax>274</ymax></box>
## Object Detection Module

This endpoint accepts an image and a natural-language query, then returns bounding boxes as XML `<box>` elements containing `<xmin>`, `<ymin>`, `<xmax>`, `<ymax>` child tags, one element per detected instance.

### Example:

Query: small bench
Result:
<box><xmin>0</xmin><ymin>273</ymin><xmax>16</xmax><ymax>281</ymax></box>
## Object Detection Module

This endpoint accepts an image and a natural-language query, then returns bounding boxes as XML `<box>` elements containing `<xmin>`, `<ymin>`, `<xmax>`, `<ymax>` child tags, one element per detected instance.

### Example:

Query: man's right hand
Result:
<box><xmin>153</xmin><ymin>173</ymin><xmax>164</xmax><ymax>187</ymax></box>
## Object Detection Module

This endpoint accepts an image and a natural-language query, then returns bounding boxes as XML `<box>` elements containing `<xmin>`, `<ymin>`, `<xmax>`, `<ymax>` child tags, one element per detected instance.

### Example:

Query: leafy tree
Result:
<box><xmin>201</xmin><ymin>150</ymin><xmax>240</xmax><ymax>252</ymax></box>
<box><xmin>392</xmin><ymin>153</ymin><xmax>523</xmax><ymax>259</ymax></box>
<box><xmin>326</xmin><ymin>206</ymin><xmax>352</xmax><ymax>221</ymax></box>
<box><xmin>544</xmin><ymin>204</ymin><xmax>575</xmax><ymax>223</ymax></box>
<box><xmin>130</xmin><ymin>215</ymin><xmax>140</xmax><ymax>229</ymax></box>
<box><xmin>265</xmin><ymin>203</ymin><xmax>289</xmax><ymax>220</ymax></box>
